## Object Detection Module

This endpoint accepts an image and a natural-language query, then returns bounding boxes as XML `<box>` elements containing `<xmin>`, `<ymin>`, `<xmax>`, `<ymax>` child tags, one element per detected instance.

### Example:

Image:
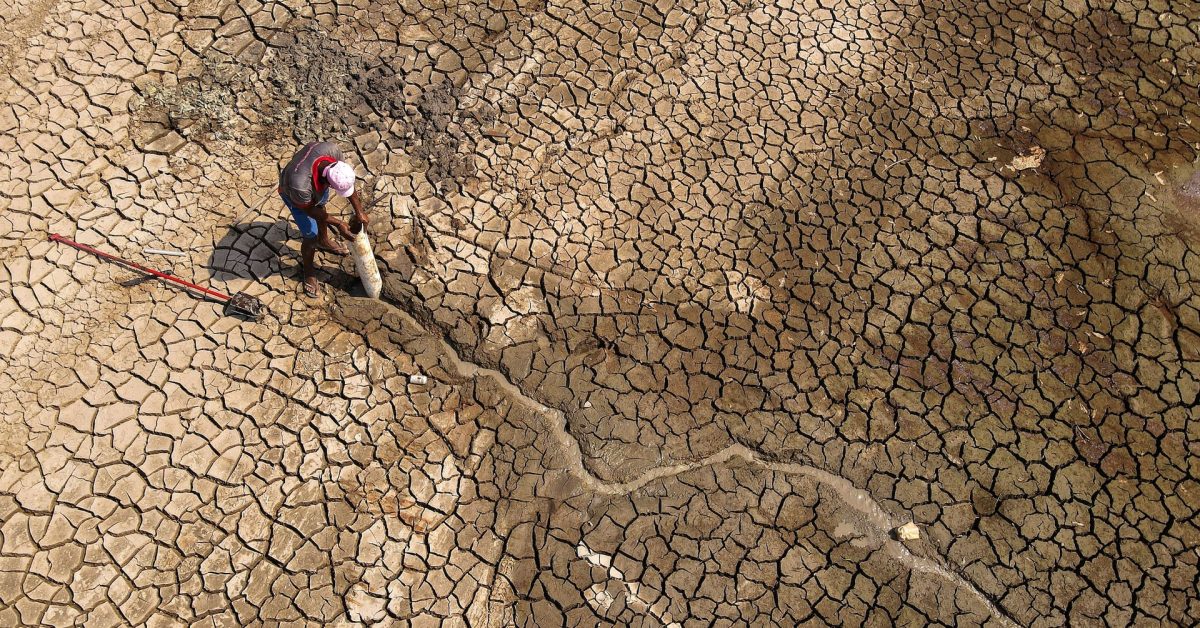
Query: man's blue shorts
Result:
<box><xmin>281</xmin><ymin>189</ymin><xmax>329</xmax><ymax>240</ymax></box>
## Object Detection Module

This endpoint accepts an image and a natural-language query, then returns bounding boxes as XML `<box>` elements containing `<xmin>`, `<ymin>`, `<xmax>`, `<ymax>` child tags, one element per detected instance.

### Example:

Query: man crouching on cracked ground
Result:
<box><xmin>278</xmin><ymin>141</ymin><xmax>370</xmax><ymax>297</ymax></box>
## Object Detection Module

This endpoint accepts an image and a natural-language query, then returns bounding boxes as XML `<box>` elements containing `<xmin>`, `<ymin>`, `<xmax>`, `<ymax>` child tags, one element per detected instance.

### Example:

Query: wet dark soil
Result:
<box><xmin>268</xmin><ymin>26</ymin><xmax>483</xmax><ymax>190</ymax></box>
<box><xmin>134</xmin><ymin>23</ymin><xmax>484</xmax><ymax>191</ymax></box>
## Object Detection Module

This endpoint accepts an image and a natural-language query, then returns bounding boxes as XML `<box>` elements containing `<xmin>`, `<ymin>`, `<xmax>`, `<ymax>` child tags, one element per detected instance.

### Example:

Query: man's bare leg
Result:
<box><xmin>300</xmin><ymin>238</ymin><xmax>319</xmax><ymax>296</ymax></box>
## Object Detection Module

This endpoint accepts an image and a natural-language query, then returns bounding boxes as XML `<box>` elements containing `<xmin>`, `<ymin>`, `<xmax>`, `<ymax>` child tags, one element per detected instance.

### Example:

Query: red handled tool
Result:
<box><xmin>49</xmin><ymin>233</ymin><xmax>264</xmax><ymax>319</ymax></box>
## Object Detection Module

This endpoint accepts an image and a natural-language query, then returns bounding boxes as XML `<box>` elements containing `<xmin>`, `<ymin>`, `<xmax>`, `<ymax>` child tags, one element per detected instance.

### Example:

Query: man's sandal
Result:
<box><xmin>303</xmin><ymin>279</ymin><xmax>320</xmax><ymax>298</ymax></box>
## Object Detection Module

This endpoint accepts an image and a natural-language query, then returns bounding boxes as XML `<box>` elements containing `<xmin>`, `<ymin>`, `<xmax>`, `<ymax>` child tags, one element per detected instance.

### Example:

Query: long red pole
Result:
<box><xmin>49</xmin><ymin>233</ymin><xmax>231</xmax><ymax>302</ymax></box>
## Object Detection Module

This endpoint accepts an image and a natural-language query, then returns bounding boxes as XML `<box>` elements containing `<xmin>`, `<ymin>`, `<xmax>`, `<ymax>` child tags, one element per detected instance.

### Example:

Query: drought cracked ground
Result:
<box><xmin>1</xmin><ymin>0</ymin><xmax>1199</xmax><ymax>625</ymax></box>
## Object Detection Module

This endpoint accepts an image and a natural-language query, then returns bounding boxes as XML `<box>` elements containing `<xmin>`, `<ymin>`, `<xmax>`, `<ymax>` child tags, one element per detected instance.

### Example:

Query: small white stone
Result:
<box><xmin>896</xmin><ymin>522</ymin><xmax>920</xmax><ymax>541</ymax></box>
<box><xmin>409</xmin><ymin>374</ymin><xmax>428</xmax><ymax>385</ymax></box>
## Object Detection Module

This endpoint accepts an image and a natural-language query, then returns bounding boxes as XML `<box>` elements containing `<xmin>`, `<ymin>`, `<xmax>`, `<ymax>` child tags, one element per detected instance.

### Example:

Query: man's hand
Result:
<box><xmin>308</xmin><ymin>203</ymin><xmax>354</xmax><ymax>240</ymax></box>
<box><xmin>330</xmin><ymin>218</ymin><xmax>354</xmax><ymax>241</ymax></box>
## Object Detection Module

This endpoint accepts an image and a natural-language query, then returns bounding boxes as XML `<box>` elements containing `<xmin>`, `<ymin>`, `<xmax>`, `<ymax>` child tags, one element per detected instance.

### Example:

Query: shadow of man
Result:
<box><xmin>208</xmin><ymin>220</ymin><xmax>291</xmax><ymax>283</ymax></box>
<box><xmin>208</xmin><ymin>220</ymin><xmax>358</xmax><ymax>292</ymax></box>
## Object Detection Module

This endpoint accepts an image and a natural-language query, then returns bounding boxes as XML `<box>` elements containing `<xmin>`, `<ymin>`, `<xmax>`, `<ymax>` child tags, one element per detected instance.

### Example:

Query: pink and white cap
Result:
<box><xmin>325</xmin><ymin>161</ymin><xmax>356</xmax><ymax>198</ymax></box>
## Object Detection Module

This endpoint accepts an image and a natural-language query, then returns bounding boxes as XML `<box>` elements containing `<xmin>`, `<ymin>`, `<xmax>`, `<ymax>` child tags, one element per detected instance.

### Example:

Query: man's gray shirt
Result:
<box><xmin>279</xmin><ymin>142</ymin><xmax>344</xmax><ymax>209</ymax></box>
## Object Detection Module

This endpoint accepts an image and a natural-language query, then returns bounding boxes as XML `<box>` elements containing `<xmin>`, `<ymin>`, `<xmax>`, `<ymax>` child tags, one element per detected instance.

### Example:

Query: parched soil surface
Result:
<box><xmin>1</xmin><ymin>0</ymin><xmax>1199</xmax><ymax>626</ymax></box>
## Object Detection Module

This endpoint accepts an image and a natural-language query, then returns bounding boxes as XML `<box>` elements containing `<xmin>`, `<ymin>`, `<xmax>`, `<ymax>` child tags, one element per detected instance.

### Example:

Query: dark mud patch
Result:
<box><xmin>268</xmin><ymin>26</ymin><xmax>492</xmax><ymax>191</ymax></box>
<box><xmin>406</xmin><ymin>81</ymin><xmax>487</xmax><ymax>193</ymax></box>
<box><xmin>134</xmin><ymin>27</ymin><xmax>402</xmax><ymax>146</ymax></box>
<box><xmin>133</xmin><ymin>23</ymin><xmax>489</xmax><ymax>193</ymax></box>
<box><xmin>1178</xmin><ymin>171</ymin><xmax>1200</xmax><ymax>199</ymax></box>
<box><xmin>264</xmin><ymin>25</ymin><xmax>404</xmax><ymax>141</ymax></box>
<box><xmin>1166</xmin><ymin>171</ymin><xmax>1200</xmax><ymax>244</ymax></box>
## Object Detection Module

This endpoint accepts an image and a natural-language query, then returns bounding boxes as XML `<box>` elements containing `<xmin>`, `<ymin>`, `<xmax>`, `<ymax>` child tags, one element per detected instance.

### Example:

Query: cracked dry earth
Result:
<box><xmin>1</xmin><ymin>0</ymin><xmax>1200</xmax><ymax>626</ymax></box>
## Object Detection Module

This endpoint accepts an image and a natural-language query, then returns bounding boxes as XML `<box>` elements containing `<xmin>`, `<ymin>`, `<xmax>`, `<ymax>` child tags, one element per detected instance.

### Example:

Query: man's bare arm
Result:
<box><xmin>306</xmin><ymin>203</ymin><xmax>353</xmax><ymax>240</ymax></box>
<box><xmin>348</xmin><ymin>190</ymin><xmax>368</xmax><ymax>227</ymax></box>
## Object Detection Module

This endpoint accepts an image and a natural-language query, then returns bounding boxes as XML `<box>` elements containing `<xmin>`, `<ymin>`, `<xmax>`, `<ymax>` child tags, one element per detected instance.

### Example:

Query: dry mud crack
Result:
<box><xmin>352</xmin><ymin>293</ymin><xmax>1022</xmax><ymax>626</ymax></box>
<box><xmin>3</xmin><ymin>0</ymin><xmax>1200</xmax><ymax>626</ymax></box>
